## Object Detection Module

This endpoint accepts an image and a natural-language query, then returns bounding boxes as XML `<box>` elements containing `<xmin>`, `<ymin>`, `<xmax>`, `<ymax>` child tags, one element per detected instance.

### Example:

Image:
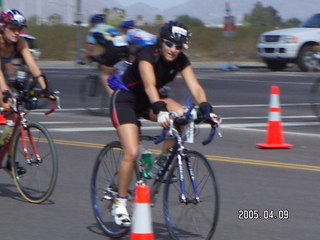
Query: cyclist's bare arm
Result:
<box><xmin>83</xmin><ymin>43</ymin><xmax>95</xmax><ymax>59</ymax></box>
<box><xmin>181</xmin><ymin>65</ymin><xmax>208</xmax><ymax>104</ymax></box>
<box><xmin>18</xmin><ymin>38</ymin><xmax>47</xmax><ymax>89</ymax></box>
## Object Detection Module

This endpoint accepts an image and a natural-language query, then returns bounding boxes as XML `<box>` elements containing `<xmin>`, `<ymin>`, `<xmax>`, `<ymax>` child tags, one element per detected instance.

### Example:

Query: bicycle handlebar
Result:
<box><xmin>39</xmin><ymin>91</ymin><xmax>61</xmax><ymax>115</ymax></box>
<box><xmin>2</xmin><ymin>89</ymin><xmax>61</xmax><ymax>115</ymax></box>
<box><xmin>153</xmin><ymin>106</ymin><xmax>221</xmax><ymax>146</ymax></box>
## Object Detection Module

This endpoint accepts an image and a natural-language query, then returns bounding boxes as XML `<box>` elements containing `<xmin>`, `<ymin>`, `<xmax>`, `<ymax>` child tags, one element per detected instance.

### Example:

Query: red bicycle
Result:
<box><xmin>0</xmin><ymin>86</ymin><xmax>60</xmax><ymax>204</ymax></box>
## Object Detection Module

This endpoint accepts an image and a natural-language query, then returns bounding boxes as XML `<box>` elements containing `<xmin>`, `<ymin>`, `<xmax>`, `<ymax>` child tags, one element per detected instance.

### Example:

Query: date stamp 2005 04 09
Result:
<box><xmin>238</xmin><ymin>209</ymin><xmax>289</xmax><ymax>220</ymax></box>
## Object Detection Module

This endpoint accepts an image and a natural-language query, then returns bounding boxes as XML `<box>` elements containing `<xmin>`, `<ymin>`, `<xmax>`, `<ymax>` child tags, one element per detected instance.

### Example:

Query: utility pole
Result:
<box><xmin>75</xmin><ymin>0</ymin><xmax>83</xmax><ymax>61</ymax></box>
<box><xmin>220</xmin><ymin>2</ymin><xmax>238</xmax><ymax>71</ymax></box>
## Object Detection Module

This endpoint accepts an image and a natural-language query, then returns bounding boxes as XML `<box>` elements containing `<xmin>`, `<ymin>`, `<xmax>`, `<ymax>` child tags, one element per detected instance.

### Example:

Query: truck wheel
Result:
<box><xmin>265</xmin><ymin>60</ymin><xmax>287</xmax><ymax>71</ymax></box>
<box><xmin>297</xmin><ymin>45</ymin><xmax>318</xmax><ymax>72</ymax></box>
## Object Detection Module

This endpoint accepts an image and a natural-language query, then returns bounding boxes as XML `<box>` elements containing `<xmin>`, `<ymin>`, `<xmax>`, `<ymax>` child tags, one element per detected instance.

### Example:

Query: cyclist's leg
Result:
<box><xmin>116</xmin><ymin>123</ymin><xmax>139</xmax><ymax>197</ymax></box>
<box><xmin>110</xmin><ymin>90</ymin><xmax>141</xmax><ymax>226</ymax></box>
<box><xmin>111</xmin><ymin>123</ymin><xmax>139</xmax><ymax>227</ymax></box>
<box><xmin>0</xmin><ymin>83</ymin><xmax>19</xmax><ymax>170</ymax></box>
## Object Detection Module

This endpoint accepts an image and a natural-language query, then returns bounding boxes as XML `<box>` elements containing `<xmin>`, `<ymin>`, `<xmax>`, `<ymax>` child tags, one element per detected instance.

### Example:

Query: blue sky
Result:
<box><xmin>119</xmin><ymin>0</ymin><xmax>188</xmax><ymax>10</ymax></box>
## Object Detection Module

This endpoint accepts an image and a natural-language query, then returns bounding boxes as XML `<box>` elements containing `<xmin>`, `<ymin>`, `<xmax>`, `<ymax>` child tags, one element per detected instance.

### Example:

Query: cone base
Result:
<box><xmin>130</xmin><ymin>233</ymin><xmax>155</xmax><ymax>240</ymax></box>
<box><xmin>256</xmin><ymin>143</ymin><xmax>293</xmax><ymax>149</ymax></box>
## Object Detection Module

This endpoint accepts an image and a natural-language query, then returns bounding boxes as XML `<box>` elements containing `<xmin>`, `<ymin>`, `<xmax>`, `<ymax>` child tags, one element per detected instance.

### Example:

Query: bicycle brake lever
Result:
<box><xmin>55</xmin><ymin>95</ymin><xmax>61</xmax><ymax>109</ymax></box>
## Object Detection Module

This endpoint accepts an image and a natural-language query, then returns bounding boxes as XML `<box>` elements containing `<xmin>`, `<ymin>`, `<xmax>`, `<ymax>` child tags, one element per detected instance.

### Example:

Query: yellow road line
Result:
<box><xmin>54</xmin><ymin>139</ymin><xmax>320</xmax><ymax>172</ymax></box>
<box><xmin>207</xmin><ymin>155</ymin><xmax>320</xmax><ymax>172</ymax></box>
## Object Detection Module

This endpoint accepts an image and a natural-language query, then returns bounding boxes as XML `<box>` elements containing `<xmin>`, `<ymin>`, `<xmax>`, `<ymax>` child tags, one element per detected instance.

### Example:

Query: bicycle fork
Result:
<box><xmin>178</xmin><ymin>153</ymin><xmax>200</xmax><ymax>205</ymax></box>
<box><xmin>20</xmin><ymin>124</ymin><xmax>41</xmax><ymax>165</ymax></box>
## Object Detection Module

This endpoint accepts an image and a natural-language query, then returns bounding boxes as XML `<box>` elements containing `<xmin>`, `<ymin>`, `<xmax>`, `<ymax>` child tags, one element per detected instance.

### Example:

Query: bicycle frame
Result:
<box><xmin>0</xmin><ymin>110</ymin><xmax>38</xmax><ymax>170</ymax></box>
<box><xmin>141</xmin><ymin>117</ymin><xmax>211</xmax><ymax>205</ymax></box>
<box><xmin>0</xmin><ymin>93</ymin><xmax>60</xmax><ymax>170</ymax></box>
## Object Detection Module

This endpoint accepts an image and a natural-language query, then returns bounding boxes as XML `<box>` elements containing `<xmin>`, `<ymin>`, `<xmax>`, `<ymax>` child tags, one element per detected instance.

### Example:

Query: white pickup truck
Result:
<box><xmin>257</xmin><ymin>13</ymin><xmax>320</xmax><ymax>71</ymax></box>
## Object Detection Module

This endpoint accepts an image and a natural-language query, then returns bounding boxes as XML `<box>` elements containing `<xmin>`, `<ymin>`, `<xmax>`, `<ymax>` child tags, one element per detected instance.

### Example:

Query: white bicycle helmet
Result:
<box><xmin>1</xmin><ymin>9</ymin><xmax>27</xmax><ymax>27</ymax></box>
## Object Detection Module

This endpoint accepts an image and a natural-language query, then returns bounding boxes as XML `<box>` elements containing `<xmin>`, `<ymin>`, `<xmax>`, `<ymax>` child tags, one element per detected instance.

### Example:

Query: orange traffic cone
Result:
<box><xmin>256</xmin><ymin>85</ymin><xmax>293</xmax><ymax>149</ymax></box>
<box><xmin>130</xmin><ymin>182</ymin><xmax>155</xmax><ymax>240</ymax></box>
<box><xmin>0</xmin><ymin>114</ymin><xmax>6</xmax><ymax>125</ymax></box>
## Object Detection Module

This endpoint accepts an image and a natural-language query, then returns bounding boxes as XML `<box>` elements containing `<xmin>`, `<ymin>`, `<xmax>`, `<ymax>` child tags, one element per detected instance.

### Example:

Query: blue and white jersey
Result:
<box><xmin>86</xmin><ymin>23</ymin><xmax>127</xmax><ymax>47</ymax></box>
<box><xmin>126</xmin><ymin>28</ymin><xmax>157</xmax><ymax>47</ymax></box>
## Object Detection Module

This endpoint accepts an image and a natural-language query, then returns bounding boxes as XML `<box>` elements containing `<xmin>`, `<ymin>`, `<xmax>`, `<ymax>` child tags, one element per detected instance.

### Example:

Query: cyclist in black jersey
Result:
<box><xmin>109</xmin><ymin>20</ymin><xmax>218</xmax><ymax>227</ymax></box>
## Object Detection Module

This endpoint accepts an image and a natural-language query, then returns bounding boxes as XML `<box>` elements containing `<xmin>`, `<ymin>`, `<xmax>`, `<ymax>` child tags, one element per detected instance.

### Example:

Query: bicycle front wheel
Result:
<box><xmin>91</xmin><ymin>141</ymin><xmax>138</xmax><ymax>238</ymax></box>
<box><xmin>310</xmin><ymin>77</ymin><xmax>320</xmax><ymax>120</ymax></box>
<box><xmin>79</xmin><ymin>75</ymin><xmax>109</xmax><ymax>116</ymax></box>
<box><xmin>163</xmin><ymin>150</ymin><xmax>220</xmax><ymax>240</ymax></box>
<box><xmin>11</xmin><ymin>121</ymin><xmax>58</xmax><ymax>204</ymax></box>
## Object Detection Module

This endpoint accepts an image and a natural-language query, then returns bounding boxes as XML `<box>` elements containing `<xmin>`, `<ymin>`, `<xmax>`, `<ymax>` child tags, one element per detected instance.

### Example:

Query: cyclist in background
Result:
<box><xmin>109</xmin><ymin>20</ymin><xmax>218</xmax><ymax>227</ymax></box>
<box><xmin>82</xmin><ymin>14</ymin><xmax>129</xmax><ymax>94</ymax></box>
<box><xmin>19</xmin><ymin>30</ymin><xmax>41</xmax><ymax>60</ymax></box>
<box><xmin>0</xmin><ymin>9</ymin><xmax>51</xmax><ymax>173</ymax></box>
<box><xmin>120</xmin><ymin>20</ymin><xmax>157</xmax><ymax>62</ymax></box>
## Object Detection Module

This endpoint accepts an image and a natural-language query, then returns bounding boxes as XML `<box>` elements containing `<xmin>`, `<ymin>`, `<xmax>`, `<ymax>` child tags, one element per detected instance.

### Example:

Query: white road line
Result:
<box><xmin>197</xmin><ymin>76</ymin><xmax>315</xmax><ymax>85</ymax></box>
<box><xmin>29</xmin><ymin>102</ymin><xmax>312</xmax><ymax>114</ymax></box>
<box><xmin>45</xmin><ymin>122</ymin><xmax>320</xmax><ymax>137</ymax></box>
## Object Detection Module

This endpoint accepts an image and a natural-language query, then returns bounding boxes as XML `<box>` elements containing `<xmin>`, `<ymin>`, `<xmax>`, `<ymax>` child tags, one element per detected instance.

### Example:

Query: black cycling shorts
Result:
<box><xmin>100</xmin><ymin>45</ymin><xmax>129</xmax><ymax>67</ymax></box>
<box><xmin>110</xmin><ymin>90</ymin><xmax>151</xmax><ymax>128</ymax></box>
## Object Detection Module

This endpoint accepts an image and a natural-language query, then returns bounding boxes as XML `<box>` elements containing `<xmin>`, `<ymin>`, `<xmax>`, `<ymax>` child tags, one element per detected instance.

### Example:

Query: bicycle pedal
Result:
<box><xmin>161</xmin><ymin>174</ymin><xmax>178</xmax><ymax>183</ymax></box>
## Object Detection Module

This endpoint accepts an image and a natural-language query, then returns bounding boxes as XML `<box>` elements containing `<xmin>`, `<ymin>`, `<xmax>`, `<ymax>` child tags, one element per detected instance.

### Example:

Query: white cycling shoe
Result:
<box><xmin>112</xmin><ymin>198</ymin><xmax>131</xmax><ymax>227</ymax></box>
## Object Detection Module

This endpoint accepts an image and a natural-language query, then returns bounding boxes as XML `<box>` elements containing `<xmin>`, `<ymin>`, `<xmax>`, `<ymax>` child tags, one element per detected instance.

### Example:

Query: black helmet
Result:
<box><xmin>159</xmin><ymin>21</ymin><xmax>191</xmax><ymax>44</ymax></box>
<box><xmin>90</xmin><ymin>14</ymin><xmax>106</xmax><ymax>23</ymax></box>
<box><xmin>120</xmin><ymin>20</ymin><xmax>135</xmax><ymax>29</ymax></box>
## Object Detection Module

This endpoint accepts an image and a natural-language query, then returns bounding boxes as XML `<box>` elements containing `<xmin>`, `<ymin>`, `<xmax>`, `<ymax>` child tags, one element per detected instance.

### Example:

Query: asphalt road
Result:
<box><xmin>1</xmin><ymin>65</ymin><xmax>320</xmax><ymax>240</ymax></box>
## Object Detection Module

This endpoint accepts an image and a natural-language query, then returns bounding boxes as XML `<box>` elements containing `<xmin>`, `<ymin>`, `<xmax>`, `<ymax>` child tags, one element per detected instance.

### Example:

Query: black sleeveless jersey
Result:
<box><xmin>122</xmin><ymin>44</ymin><xmax>190</xmax><ymax>96</ymax></box>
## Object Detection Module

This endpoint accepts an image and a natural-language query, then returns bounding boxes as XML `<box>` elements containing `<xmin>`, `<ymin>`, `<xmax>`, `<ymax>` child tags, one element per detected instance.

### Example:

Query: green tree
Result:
<box><xmin>154</xmin><ymin>14</ymin><xmax>163</xmax><ymax>26</ymax></box>
<box><xmin>136</xmin><ymin>14</ymin><xmax>144</xmax><ymax>26</ymax></box>
<box><xmin>103</xmin><ymin>8</ymin><xmax>110</xmax><ymax>20</ymax></box>
<box><xmin>243</xmin><ymin>1</ymin><xmax>282</xmax><ymax>27</ymax></box>
<box><xmin>27</xmin><ymin>15</ymin><xmax>39</xmax><ymax>26</ymax></box>
<box><xmin>283</xmin><ymin>18</ymin><xmax>301</xmax><ymax>27</ymax></box>
<box><xmin>107</xmin><ymin>8</ymin><xmax>126</xmax><ymax>26</ymax></box>
<box><xmin>176</xmin><ymin>15</ymin><xmax>204</xmax><ymax>27</ymax></box>
<box><xmin>48</xmin><ymin>14</ymin><xmax>63</xmax><ymax>25</ymax></box>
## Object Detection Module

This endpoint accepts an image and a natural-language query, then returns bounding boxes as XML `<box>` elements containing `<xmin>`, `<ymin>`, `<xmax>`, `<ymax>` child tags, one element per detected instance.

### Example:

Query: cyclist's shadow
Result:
<box><xmin>87</xmin><ymin>221</ymin><xmax>201</xmax><ymax>239</ymax></box>
<box><xmin>0</xmin><ymin>182</ymin><xmax>22</xmax><ymax>200</ymax></box>
<box><xmin>0</xmin><ymin>181</ymin><xmax>55</xmax><ymax>204</ymax></box>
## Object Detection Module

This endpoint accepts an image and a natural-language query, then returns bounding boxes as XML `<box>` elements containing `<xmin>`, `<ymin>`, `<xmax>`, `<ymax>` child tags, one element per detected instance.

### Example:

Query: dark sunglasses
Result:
<box><xmin>7</xmin><ymin>25</ymin><xmax>24</xmax><ymax>32</ymax></box>
<box><xmin>163</xmin><ymin>39</ymin><xmax>183</xmax><ymax>50</ymax></box>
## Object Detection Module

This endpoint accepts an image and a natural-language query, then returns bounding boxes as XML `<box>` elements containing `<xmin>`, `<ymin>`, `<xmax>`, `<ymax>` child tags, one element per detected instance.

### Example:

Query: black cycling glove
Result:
<box><xmin>199</xmin><ymin>102</ymin><xmax>213</xmax><ymax>119</ymax></box>
<box><xmin>151</xmin><ymin>101</ymin><xmax>167</xmax><ymax>114</ymax></box>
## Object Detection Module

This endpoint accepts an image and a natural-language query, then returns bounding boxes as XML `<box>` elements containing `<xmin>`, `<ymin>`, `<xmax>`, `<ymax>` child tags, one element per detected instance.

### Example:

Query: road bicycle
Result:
<box><xmin>78</xmin><ymin>56</ymin><xmax>129</xmax><ymax>116</ymax></box>
<box><xmin>79</xmin><ymin>63</ymin><xmax>109</xmax><ymax>116</ymax></box>
<box><xmin>91</xmin><ymin>102</ymin><xmax>220</xmax><ymax>239</ymax></box>
<box><xmin>0</xmin><ymin>75</ymin><xmax>60</xmax><ymax>204</ymax></box>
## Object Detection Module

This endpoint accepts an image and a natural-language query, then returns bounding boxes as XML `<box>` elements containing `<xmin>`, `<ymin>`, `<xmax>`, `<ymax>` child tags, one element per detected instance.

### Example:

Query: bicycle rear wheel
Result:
<box><xmin>11</xmin><ymin>121</ymin><xmax>58</xmax><ymax>203</ymax></box>
<box><xmin>79</xmin><ymin>75</ymin><xmax>109</xmax><ymax>116</ymax></box>
<box><xmin>91</xmin><ymin>141</ymin><xmax>138</xmax><ymax>238</ymax></box>
<box><xmin>310</xmin><ymin>77</ymin><xmax>320</xmax><ymax>120</ymax></box>
<box><xmin>163</xmin><ymin>150</ymin><xmax>219</xmax><ymax>240</ymax></box>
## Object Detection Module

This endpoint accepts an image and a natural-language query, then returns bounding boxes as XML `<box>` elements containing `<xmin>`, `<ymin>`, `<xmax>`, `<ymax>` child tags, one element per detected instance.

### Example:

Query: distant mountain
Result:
<box><xmin>3</xmin><ymin>0</ymin><xmax>319</xmax><ymax>25</ymax></box>
<box><xmin>125</xmin><ymin>2</ymin><xmax>161</xmax><ymax>22</ymax></box>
